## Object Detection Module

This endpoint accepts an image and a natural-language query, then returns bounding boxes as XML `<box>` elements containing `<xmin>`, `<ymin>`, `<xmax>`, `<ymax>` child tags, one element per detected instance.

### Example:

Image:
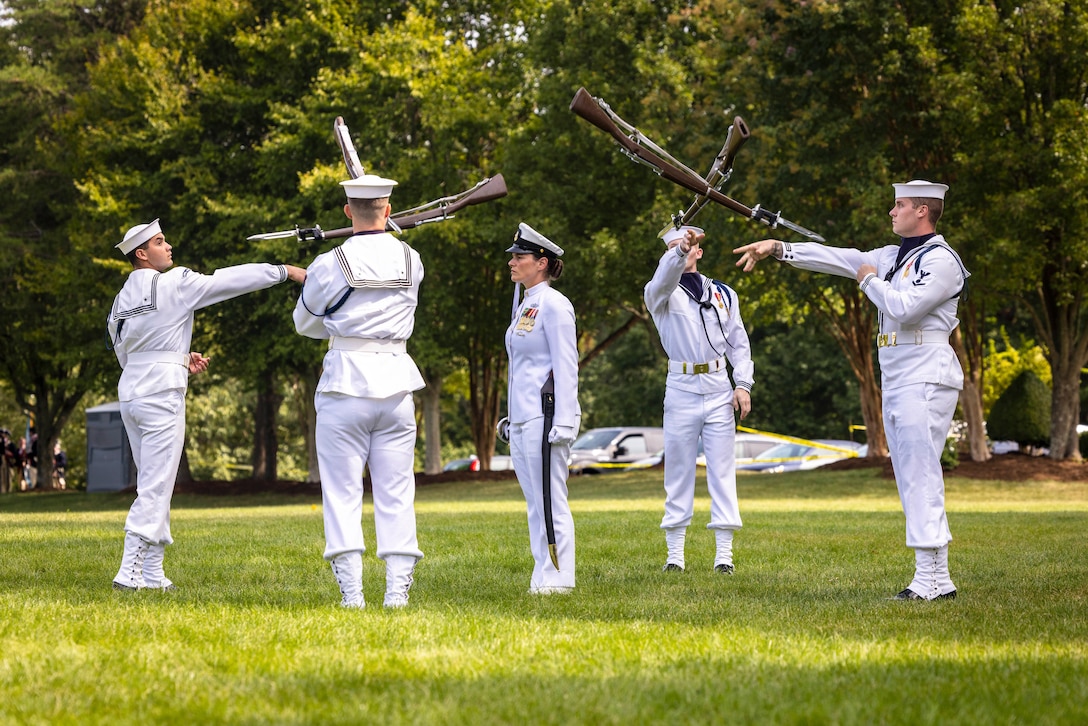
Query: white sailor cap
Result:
<box><xmin>660</xmin><ymin>225</ymin><xmax>704</xmax><ymax>245</ymax></box>
<box><xmin>507</xmin><ymin>222</ymin><xmax>564</xmax><ymax>258</ymax></box>
<box><xmin>116</xmin><ymin>218</ymin><xmax>162</xmax><ymax>255</ymax></box>
<box><xmin>893</xmin><ymin>180</ymin><xmax>948</xmax><ymax>200</ymax></box>
<box><xmin>341</xmin><ymin>174</ymin><xmax>398</xmax><ymax>200</ymax></box>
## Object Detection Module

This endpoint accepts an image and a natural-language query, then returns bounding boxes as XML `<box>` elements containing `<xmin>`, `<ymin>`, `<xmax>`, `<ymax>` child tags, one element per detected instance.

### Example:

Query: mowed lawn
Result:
<box><xmin>0</xmin><ymin>467</ymin><xmax>1085</xmax><ymax>725</ymax></box>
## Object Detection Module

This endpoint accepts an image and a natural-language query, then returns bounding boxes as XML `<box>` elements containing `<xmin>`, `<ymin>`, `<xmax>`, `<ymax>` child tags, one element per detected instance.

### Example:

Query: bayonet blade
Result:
<box><xmin>775</xmin><ymin>216</ymin><xmax>825</xmax><ymax>243</ymax></box>
<box><xmin>751</xmin><ymin>205</ymin><xmax>825</xmax><ymax>242</ymax></box>
<box><xmin>246</xmin><ymin>228</ymin><xmax>299</xmax><ymax>241</ymax></box>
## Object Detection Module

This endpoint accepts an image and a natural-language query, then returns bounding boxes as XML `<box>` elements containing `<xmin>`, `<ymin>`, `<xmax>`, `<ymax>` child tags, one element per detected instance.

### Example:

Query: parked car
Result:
<box><xmin>488</xmin><ymin>455</ymin><xmax>514</xmax><ymax>471</ymax></box>
<box><xmin>738</xmin><ymin>439</ymin><xmax>865</xmax><ymax>474</ymax></box>
<box><xmin>626</xmin><ymin>432</ymin><xmax>781</xmax><ymax>470</ymax></box>
<box><xmin>442</xmin><ymin>454</ymin><xmax>514</xmax><ymax>472</ymax></box>
<box><xmin>442</xmin><ymin>455</ymin><xmax>480</xmax><ymax>472</ymax></box>
<box><xmin>699</xmin><ymin>432</ymin><xmax>782</xmax><ymax>467</ymax></box>
<box><xmin>568</xmin><ymin>427</ymin><xmax>665</xmax><ymax>474</ymax></box>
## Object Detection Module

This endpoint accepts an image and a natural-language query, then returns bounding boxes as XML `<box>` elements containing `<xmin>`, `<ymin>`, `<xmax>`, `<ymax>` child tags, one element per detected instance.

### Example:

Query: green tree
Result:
<box><xmin>0</xmin><ymin>0</ymin><xmax>148</xmax><ymax>488</ymax></box>
<box><xmin>64</xmin><ymin>0</ymin><xmax>374</xmax><ymax>481</ymax></box>
<box><xmin>949</xmin><ymin>0</ymin><xmax>1088</xmax><ymax>460</ymax></box>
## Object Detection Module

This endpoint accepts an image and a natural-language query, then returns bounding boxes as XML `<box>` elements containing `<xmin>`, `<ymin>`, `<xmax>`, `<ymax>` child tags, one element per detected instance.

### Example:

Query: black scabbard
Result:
<box><xmin>540</xmin><ymin>372</ymin><xmax>559</xmax><ymax>571</ymax></box>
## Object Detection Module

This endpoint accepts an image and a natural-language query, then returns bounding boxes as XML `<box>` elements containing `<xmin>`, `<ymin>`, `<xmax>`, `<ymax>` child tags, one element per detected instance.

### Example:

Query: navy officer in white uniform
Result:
<box><xmin>501</xmin><ymin>223</ymin><xmax>581</xmax><ymax>594</ymax></box>
<box><xmin>645</xmin><ymin>225</ymin><xmax>754</xmax><ymax>575</ymax></box>
<box><xmin>735</xmin><ymin>180</ymin><xmax>968</xmax><ymax>601</ymax></box>
<box><xmin>293</xmin><ymin>174</ymin><xmax>425</xmax><ymax>609</ymax></box>
<box><xmin>108</xmin><ymin>219</ymin><xmax>306</xmax><ymax>591</ymax></box>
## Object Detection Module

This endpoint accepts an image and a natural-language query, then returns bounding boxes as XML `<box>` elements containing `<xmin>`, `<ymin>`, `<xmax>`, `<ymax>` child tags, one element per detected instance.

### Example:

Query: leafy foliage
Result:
<box><xmin>981</xmin><ymin>330</ymin><xmax>1052</xmax><ymax>415</ymax></box>
<box><xmin>987</xmin><ymin>370</ymin><xmax>1052</xmax><ymax>447</ymax></box>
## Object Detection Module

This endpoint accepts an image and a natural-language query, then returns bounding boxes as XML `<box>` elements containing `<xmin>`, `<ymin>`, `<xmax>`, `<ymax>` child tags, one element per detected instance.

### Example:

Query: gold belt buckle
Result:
<box><xmin>877</xmin><ymin>332</ymin><xmax>897</xmax><ymax>347</ymax></box>
<box><xmin>693</xmin><ymin>362</ymin><xmax>710</xmax><ymax>374</ymax></box>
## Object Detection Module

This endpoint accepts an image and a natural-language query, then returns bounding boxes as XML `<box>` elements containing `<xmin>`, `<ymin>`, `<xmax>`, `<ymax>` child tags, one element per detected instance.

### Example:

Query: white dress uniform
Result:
<box><xmin>504</xmin><ymin>225</ymin><xmax>581</xmax><ymax>593</ymax></box>
<box><xmin>107</xmin><ymin>218</ymin><xmax>290</xmax><ymax>590</ymax></box>
<box><xmin>293</xmin><ymin>175</ymin><xmax>425</xmax><ymax>608</ymax></box>
<box><xmin>778</xmin><ymin>211</ymin><xmax>968</xmax><ymax>598</ymax></box>
<box><xmin>645</xmin><ymin>227</ymin><xmax>754</xmax><ymax>572</ymax></box>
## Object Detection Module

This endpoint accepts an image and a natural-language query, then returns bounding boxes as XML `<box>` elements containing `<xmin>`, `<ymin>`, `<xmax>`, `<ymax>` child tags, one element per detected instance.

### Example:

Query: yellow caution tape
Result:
<box><xmin>736</xmin><ymin>425</ymin><xmax>861</xmax><ymax>457</ymax></box>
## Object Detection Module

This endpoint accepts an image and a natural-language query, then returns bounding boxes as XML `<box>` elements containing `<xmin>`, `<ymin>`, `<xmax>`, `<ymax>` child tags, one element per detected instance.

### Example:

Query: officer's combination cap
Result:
<box><xmin>116</xmin><ymin>219</ymin><xmax>162</xmax><ymax>255</ymax></box>
<box><xmin>660</xmin><ymin>225</ymin><xmax>704</xmax><ymax>246</ymax></box>
<box><xmin>341</xmin><ymin>174</ymin><xmax>398</xmax><ymax>200</ymax></box>
<box><xmin>893</xmin><ymin>180</ymin><xmax>948</xmax><ymax>200</ymax></box>
<box><xmin>507</xmin><ymin>222</ymin><xmax>564</xmax><ymax>258</ymax></box>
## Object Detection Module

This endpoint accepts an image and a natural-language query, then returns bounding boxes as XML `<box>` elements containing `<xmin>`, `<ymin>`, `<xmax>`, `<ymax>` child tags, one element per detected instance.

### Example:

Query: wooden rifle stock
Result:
<box><xmin>714</xmin><ymin>116</ymin><xmax>750</xmax><ymax>184</ymax></box>
<box><xmin>392</xmin><ymin>173</ymin><xmax>507</xmax><ymax>228</ymax></box>
<box><xmin>570</xmin><ymin>87</ymin><xmax>754</xmax><ymax>219</ymax></box>
<box><xmin>569</xmin><ymin>87</ymin><xmax>623</xmax><ymax>137</ymax></box>
<box><xmin>571</xmin><ymin>86</ymin><xmax>826</xmax><ymax>242</ymax></box>
<box><xmin>296</xmin><ymin>174</ymin><xmax>508</xmax><ymax>242</ymax></box>
<box><xmin>669</xmin><ymin>116</ymin><xmax>751</xmax><ymax>231</ymax></box>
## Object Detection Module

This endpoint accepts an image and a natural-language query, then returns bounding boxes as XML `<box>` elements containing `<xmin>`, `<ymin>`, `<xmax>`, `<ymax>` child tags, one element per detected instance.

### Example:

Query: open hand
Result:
<box><xmin>733</xmin><ymin>239</ymin><xmax>781</xmax><ymax>272</ymax></box>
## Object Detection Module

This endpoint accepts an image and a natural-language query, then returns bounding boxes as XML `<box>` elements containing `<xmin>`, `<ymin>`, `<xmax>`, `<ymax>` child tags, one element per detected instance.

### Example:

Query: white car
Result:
<box><xmin>625</xmin><ymin>433</ymin><xmax>781</xmax><ymax>470</ymax></box>
<box><xmin>738</xmin><ymin>439</ymin><xmax>866</xmax><ymax>474</ymax></box>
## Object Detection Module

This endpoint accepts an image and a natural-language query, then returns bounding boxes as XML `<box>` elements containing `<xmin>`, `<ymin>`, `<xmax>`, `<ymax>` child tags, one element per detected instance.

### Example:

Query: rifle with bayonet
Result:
<box><xmin>569</xmin><ymin>87</ymin><xmax>824</xmax><ymax>241</ymax></box>
<box><xmin>660</xmin><ymin>115</ymin><xmax>749</xmax><ymax>236</ymax></box>
<box><xmin>249</xmin><ymin>115</ymin><xmax>508</xmax><ymax>243</ymax></box>
<box><xmin>247</xmin><ymin>174</ymin><xmax>508</xmax><ymax>243</ymax></box>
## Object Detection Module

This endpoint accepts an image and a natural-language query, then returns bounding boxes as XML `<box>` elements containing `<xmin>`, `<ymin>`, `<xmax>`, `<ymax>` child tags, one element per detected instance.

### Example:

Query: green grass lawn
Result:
<box><xmin>1</xmin><ymin>468</ymin><xmax>1085</xmax><ymax>725</ymax></box>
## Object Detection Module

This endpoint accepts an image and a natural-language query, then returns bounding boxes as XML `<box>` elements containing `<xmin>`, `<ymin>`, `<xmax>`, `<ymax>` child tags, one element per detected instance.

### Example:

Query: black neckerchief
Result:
<box><xmin>679</xmin><ymin>271</ymin><xmax>732</xmax><ymax>356</ymax></box>
<box><xmin>886</xmin><ymin>232</ymin><xmax>937</xmax><ymax>282</ymax></box>
<box><xmin>679</xmin><ymin>272</ymin><xmax>706</xmax><ymax>305</ymax></box>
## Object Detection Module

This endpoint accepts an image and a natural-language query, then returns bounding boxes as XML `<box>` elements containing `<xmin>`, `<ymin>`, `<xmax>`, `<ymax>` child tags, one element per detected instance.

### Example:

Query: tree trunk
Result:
<box><xmin>1050</xmin><ymin>355</ymin><xmax>1083</xmax><ymax>461</ymax></box>
<box><xmin>815</xmin><ymin>287</ymin><xmax>888</xmax><ymax>458</ymax></box>
<box><xmin>176</xmin><ymin>447</ymin><xmax>193</xmax><ymax>484</ymax></box>
<box><xmin>578</xmin><ymin>312</ymin><xmax>644</xmax><ymax>369</ymax></box>
<box><xmin>468</xmin><ymin>353</ymin><xmax>504</xmax><ymax>468</ymax></box>
<box><xmin>951</xmin><ymin>321</ymin><xmax>991</xmax><ymax>462</ymax></box>
<box><xmin>295</xmin><ymin>366</ymin><xmax>320</xmax><ymax>483</ymax></box>
<box><xmin>1029</xmin><ymin>253</ymin><xmax>1088</xmax><ymax>461</ymax></box>
<box><xmin>418</xmin><ymin>372</ymin><xmax>443</xmax><ymax>474</ymax></box>
<box><xmin>251</xmin><ymin>369</ymin><xmax>282</xmax><ymax>481</ymax></box>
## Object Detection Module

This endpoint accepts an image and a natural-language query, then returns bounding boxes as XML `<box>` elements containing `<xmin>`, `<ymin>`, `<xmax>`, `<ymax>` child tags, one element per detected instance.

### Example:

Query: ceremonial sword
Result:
<box><xmin>540</xmin><ymin>373</ymin><xmax>560</xmax><ymax>571</ymax></box>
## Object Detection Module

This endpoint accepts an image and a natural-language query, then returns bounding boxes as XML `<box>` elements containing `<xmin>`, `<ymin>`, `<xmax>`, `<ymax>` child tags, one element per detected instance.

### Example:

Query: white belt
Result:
<box><xmin>329</xmin><ymin>337</ymin><xmax>407</xmax><ymax>354</ymax></box>
<box><xmin>125</xmin><ymin>351</ymin><xmax>189</xmax><ymax>367</ymax></box>
<box><xmin>668</xmin><ymin>357</ymin><xmax>726</xmax><ymax>375</ymax></box>
<box><xmin>877</xmin><ymin>330</ymin><xmax>950</xmax><ymax>348</ymax></box>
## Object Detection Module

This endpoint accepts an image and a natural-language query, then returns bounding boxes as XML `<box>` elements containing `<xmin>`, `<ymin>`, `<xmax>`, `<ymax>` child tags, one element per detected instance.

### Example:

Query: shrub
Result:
<box><xmin>940</xmin><ymin>437</ymin><xmax>959</xmax><ymax>470</ymax></box>
<box><xmin>986</xmin><ymin>370</ymin><xmax>1051</xmax><ymax>448</ymax></box>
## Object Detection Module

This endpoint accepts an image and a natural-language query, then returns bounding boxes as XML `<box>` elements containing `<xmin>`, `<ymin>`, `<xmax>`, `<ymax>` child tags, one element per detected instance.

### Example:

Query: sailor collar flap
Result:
<box><xmin>335</xmin><ymin>236</ymin><xmax>414</xmax><ymax>289</ymax></box>
<box><xmin>111</xmin><ymin>270</ymin><xmax>162</xmax><ymax>320</ymax></box>
<box><xmin>886</xmin><ymin>236</ymin><xmax>970</xmax><ymax>282</ymax></box>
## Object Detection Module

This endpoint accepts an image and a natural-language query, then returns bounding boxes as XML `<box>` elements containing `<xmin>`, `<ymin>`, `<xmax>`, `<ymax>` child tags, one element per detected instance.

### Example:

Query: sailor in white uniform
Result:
<box><xmin>293</xmin><ymin>175</ymin><xmax>425</xmax><ymax>609</ymax></box>
<box><xmin>645</xmin><ymin>226</ymin><xmax>754</xmax><ymax>575</ymax></box>
<box><xmin>108</xmin><ymin>219</ymin><xmax>305</xmax><ymax>591</ymax></box>
<box><xmin>735</xmin><ymin>180</ymin><xmax>968</xmax><ymax>601</ymax></box>
<box><xmin>500</xmin><ymin>223</ymin><xmax>581</xmax><ymax>594</ymax></box>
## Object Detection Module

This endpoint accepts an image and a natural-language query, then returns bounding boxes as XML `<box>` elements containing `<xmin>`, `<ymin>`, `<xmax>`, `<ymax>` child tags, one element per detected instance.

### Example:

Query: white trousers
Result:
<box><xmin>661</xmin><ymin>386</ymin><xmax>742</xmax><ymax>531</ymax></box>
<box><xmin>509</xmin><ymin>417</ymin><xmax>576</xmax><ymax>589</ymax></box>
<box><xmin>120</xmin><ymin>389</ymin><xmax>186</xmax><ymax>545</ymax></box>
<box><xmin>315</xmin><ymin>392</ymin><xmax>423</xmax><ymax>562</ymax></box>
<box><xmin>883</xmin><ymin>382</ymin><xmax>957</xmax><ymax>549</ymax></box>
